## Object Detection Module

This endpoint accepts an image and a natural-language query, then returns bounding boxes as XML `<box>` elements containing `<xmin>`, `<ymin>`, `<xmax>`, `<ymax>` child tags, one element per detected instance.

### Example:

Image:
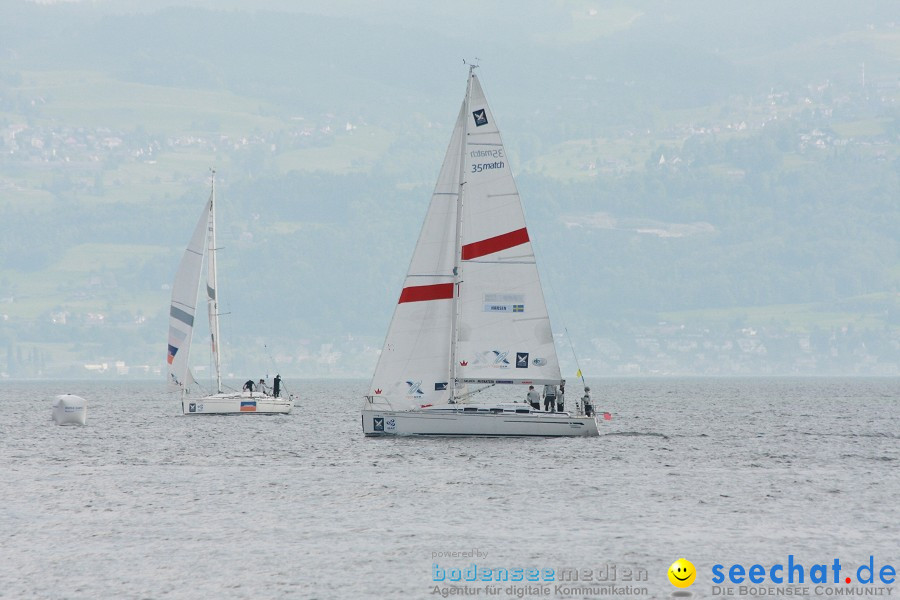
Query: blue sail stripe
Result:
<box><xmin>170</xmin><ymin>306</ymin><xmax>194</xmax><ymax>327</ymax></box>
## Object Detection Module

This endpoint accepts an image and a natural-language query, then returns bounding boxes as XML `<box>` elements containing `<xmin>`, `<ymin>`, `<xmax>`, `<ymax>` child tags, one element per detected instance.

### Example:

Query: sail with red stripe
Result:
<box><xmin>367</xmin><ymin>103</ymin><xmax>466</xmax><ymax>408</ymax></box>
<box><xmin>368</xmin><ymin>70</ymin><xmax>561</xmax><ymax>410</ymax></box>
<box><xmin>454</xmin><ymin>74</ymin><xmax>561</xmax><ymax>385</ymax></box>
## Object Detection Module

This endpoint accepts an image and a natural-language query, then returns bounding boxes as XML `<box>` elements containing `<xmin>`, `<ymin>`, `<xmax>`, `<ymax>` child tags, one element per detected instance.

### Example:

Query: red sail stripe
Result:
<box><xmin>461</xmin><ymin>228</ymin><xmax>529</xmax><ymax>260</ymax></box>
<box><xmin>398</xmin><ymin>283</ymin><xmax>454</xmax><ymax>304</ymax></box>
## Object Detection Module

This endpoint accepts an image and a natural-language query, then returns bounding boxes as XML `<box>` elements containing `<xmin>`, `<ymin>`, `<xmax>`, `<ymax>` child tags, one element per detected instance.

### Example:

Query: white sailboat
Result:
<box><xmin>167</xmin><ymin>171</ymin><xmax>292</xmax><ymax>415</ymax></box>
<box><xmin>362</xmin><ymin>67</ymin><xmax>599</xmax><ymax>437</ymax></box>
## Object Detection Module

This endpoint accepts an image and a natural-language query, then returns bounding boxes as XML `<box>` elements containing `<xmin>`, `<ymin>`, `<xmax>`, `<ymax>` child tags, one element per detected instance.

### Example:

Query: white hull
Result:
<box><xmin>183</xmin><ymin>392</ymin><xmax>292</xmax><ymax>415</ymax></box>
<box><xmin>361</xmin><ymin>403</ymin><xmax>599</xmax><ymax>437</ymax></box>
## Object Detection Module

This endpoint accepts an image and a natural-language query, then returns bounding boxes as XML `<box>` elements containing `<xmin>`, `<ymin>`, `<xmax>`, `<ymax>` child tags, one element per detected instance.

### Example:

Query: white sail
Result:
<box><xmin>369</xmin><ymin>71</ymin><xmax>561</xmax><ymax>410</ymax></box>
<box><xmin>167</xmin><ymin>199</ymin><xmax>211</xmax><ymax>391</ymax></box>
<box><xmin>368</xmin><ymin>103</ymin><xmax>467</xmax><ymax>409</ymax></box>
<box><xmin>361</xmin><ymin>69</ymin><xmax>598</xmax><ymax>437</ymax></box>
<box><xmin>454</xmin><ymin>74</ymin><xmax>561</xmax><ymax>385</ymax></box>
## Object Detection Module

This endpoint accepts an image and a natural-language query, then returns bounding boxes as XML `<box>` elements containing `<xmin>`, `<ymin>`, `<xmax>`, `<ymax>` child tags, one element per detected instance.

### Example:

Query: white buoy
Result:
<box><xmin>52</xmin><ymin>394</ymin><xmax>87</xmax><ymax>426</ymax></box>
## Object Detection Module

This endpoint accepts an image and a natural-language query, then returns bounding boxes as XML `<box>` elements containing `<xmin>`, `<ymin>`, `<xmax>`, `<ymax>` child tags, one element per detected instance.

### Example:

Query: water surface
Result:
<box><xmin>1</xmin><ymin>378</ymin><xmax>897</xmax><ymax>599</ymax></box>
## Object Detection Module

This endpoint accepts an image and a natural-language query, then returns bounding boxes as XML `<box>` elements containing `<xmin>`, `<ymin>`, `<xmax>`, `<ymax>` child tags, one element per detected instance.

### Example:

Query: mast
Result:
<box><xmin>207</xmin><ymin>169</ymin><xmax>223</xmax><ymax>393</ymax></box>
<box><xmin>449</xmin><ymin>64</ymin><xmax>476</xmax><ymax>401</ymax></box>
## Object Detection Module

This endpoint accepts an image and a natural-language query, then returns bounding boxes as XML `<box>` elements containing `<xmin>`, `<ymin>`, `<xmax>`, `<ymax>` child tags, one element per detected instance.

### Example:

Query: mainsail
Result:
<box><xmin>369</xmin><ymin>70</ymin><xmax>561</xmax><ymax>409</ymax></box>
<box><xmin>167</xmin><ymin>198</ymin><xmax>211</xmax><ymax>391</ymax></box>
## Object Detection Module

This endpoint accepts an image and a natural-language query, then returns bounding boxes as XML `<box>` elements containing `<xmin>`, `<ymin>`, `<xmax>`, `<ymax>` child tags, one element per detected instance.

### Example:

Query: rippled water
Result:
<box><xmin>1</xmin><ymin>378</ymin><xmax>897</xmax><ymax>599</ymax></box>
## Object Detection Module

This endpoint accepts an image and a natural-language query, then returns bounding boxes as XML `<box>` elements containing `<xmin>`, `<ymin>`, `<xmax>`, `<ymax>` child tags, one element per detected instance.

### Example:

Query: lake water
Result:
<box><xmin>1</xmin><ymin>378</ymin><xmax>897</xmax><ymax>599</ymax></box>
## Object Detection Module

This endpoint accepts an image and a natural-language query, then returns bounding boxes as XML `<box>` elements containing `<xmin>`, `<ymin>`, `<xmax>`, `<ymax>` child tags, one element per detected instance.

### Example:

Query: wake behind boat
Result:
<box><xmin>166</xmin><ymin>171</ymin><xmax>292</xmax><ymax>415</ymax></box>
<box><xmin>362</xmin><ymin>67</ymin><xmax>599</xmax><ymax>437</ymax></box>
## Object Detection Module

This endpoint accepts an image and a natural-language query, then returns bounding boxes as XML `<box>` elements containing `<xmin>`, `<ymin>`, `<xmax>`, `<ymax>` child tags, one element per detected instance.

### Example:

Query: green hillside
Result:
<box><xmin>0</xmin><ymin>0</ymin><xmax>898</xmax><ymax>378</ymax></box>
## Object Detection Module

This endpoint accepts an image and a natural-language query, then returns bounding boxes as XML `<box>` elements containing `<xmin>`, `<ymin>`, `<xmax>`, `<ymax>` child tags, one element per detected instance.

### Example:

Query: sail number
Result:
<box><xmin>471</xmin><ymin>161</ymin><xmax>505</xmax><ymax>173</ymax></box>
<box><xmin>470</xmin><ymin>148</ymin><xmax>505</xmax><ymax>173</ymax></box>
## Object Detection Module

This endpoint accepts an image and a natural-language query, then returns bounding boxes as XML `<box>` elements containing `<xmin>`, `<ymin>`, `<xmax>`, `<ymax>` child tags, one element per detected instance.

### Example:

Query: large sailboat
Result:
<box><xmin>361</xmin><ymin>68</ymin><xmax>599</xmax><ymax>437</ymax></box>
<box><xmin>167</xmin><ymin>171</ymin><xmax>292</xmax><ymax>415</ymax></box>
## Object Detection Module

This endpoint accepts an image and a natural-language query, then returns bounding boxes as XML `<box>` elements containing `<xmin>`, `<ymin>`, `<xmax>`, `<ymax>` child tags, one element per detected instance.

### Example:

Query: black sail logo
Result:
<box><xmin>472</xmin><ymin>109</ymin><xmax>488</xmax><ymax>127</ymax></box>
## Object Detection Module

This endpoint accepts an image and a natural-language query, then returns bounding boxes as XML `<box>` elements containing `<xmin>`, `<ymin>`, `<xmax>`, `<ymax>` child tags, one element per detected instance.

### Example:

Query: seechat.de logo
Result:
<box><xmin>668</xmin><ymin>558</ymin><xmax>697</xmax><ymax>588</ymax></box>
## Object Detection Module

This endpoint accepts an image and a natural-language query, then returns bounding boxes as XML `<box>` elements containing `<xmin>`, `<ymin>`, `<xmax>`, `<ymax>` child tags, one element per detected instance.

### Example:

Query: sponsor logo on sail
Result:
<box><xmin>532</xmin><ymin>358</ymin><xmax>547</xmax><ymax>367</ymax></box>
<box><xmin>435</xmin><ymin>382</ymin><xmax>448</xmax><ymax>391</ymax></box>
<box><xmin>474</xmin><ymin>351</ymin><xmax>510</xmax><ymax>368</ymax></box>
<box><xmin>472</xmin><ymin>109</ymin><xmax>488</xmax><ymax>127</ymax></box>
<box><xmin>188</xmin><ymin>403</ymin><xmax>196</xmax><ymax>413</ymax></box>
<box><xmin>516</xmin><ymin>352</ymin><xmax>529</xmax><ymax>368</ymax></box>
<box><xmin>374</xmin><ymin>388</ymin><xmax>382</xmax><ymax>395</ymax></box>
<box><xmin>406</xmin><ymin>380</ymin><xmax>424</xmax><ymax>396</ymax></box>
<box><xmin>373</xmin><ymin>417</ymin><xmax>384</xmax><ymax>431</ymax></box>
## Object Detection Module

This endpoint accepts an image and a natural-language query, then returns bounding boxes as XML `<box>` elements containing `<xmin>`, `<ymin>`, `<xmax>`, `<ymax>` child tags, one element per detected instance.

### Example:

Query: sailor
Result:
<box><xmin>582</xmin><ymin>386</ymin><xmax>594</xmax><ymax>417</ymax></box>
<box><xmin>242</xmin><ymin>379</ymin><xmax>255</xmax><ymax>392</ymax></box>
<box><xmin>273</xmin><ymin>374</ymin><xmax>281</xmax><ymax>398</ymax></box>
<box><xmin>526</xmin><ymin>385</ymin><xmax>541</xmax><ymax>410</ymax></box>
<box><xmin>557</xmin><ymin>380</ymin><xmax>566</xmax><ymax>413</ymax></box>
<box><xmin>542</xmin><ymin>383</ymin><xmax>557</xmax><ymax>412</ymax></box>
<box><xmin>258</xmin><ymin>378</ymin><xmax>268</xmax><ymax>395</ymax></box>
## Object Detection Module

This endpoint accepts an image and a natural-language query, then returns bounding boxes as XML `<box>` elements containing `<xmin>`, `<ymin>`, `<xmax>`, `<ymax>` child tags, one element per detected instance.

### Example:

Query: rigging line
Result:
<box><xmin>454</xmin><ymin>383</ymin><xmax>496</xmax><ymax>401</ymax></box>
<box><xmin>531</xmin><ymin>229</ymin><xmax>587</xmax><ymax>387</ymax></box>
<box><xmin>263</xmin><ymin>344</ymin><xmax>288</xmax><ymax>395</ymax></box>
<box><xmin>263</xmin><ymin>344</ymin><xmax>276</xmax><ymax>380</ymax></box>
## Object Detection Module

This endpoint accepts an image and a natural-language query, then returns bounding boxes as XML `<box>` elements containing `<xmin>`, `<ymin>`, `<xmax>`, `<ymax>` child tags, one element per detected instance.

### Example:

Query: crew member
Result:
<box><xmin>582</xmin><ymin>386</ymin><xmax>594</xmax><ymax>417</ymax></box>
<box><xmin>526</xmin><ymin>385</ymin><xmax>540</xmax><ymax>410</ymax></box>
<box><xmin>543</xmin><ymin>383</ymin><xmax>557</xmax><ymax>412</ymax></box>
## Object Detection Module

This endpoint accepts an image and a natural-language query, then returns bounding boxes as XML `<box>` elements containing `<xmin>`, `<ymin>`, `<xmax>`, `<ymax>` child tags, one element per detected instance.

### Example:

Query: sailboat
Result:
<box><xmin>167</xmin><ymin>171</ymin><xmax>292</xmax><ymax>415</ymax></box>
<box><xmin>361</xmin><ymin>67</ymin><xmax>599</xmax><ymax>437</ymax></box>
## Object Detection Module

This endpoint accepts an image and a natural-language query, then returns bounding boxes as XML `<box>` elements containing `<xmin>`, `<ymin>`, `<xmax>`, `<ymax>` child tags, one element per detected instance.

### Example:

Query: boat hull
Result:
<box><xmin>183</xmin><ymin>392</ymin><xmax>292</xmax><ymax>415</ymax></box>
<box><xmin>361</xmin><ymin>406</ymin><xmax>599</xmax><ymax>437</ymax></box>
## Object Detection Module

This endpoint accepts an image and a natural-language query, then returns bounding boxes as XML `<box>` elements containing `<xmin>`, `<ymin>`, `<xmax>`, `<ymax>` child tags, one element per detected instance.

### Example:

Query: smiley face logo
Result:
<box><xmin>668</xmin><ymin>558</ymin><xmax>696</xmax><ymax>588</ymax></box>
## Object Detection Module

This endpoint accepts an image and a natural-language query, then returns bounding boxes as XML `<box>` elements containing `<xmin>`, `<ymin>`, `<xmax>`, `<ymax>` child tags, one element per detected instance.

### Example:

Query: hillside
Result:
<box><xmin>1</xmin><ymin>0</ymin><xmax>898</xmax><ymax>379</ymax></box>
